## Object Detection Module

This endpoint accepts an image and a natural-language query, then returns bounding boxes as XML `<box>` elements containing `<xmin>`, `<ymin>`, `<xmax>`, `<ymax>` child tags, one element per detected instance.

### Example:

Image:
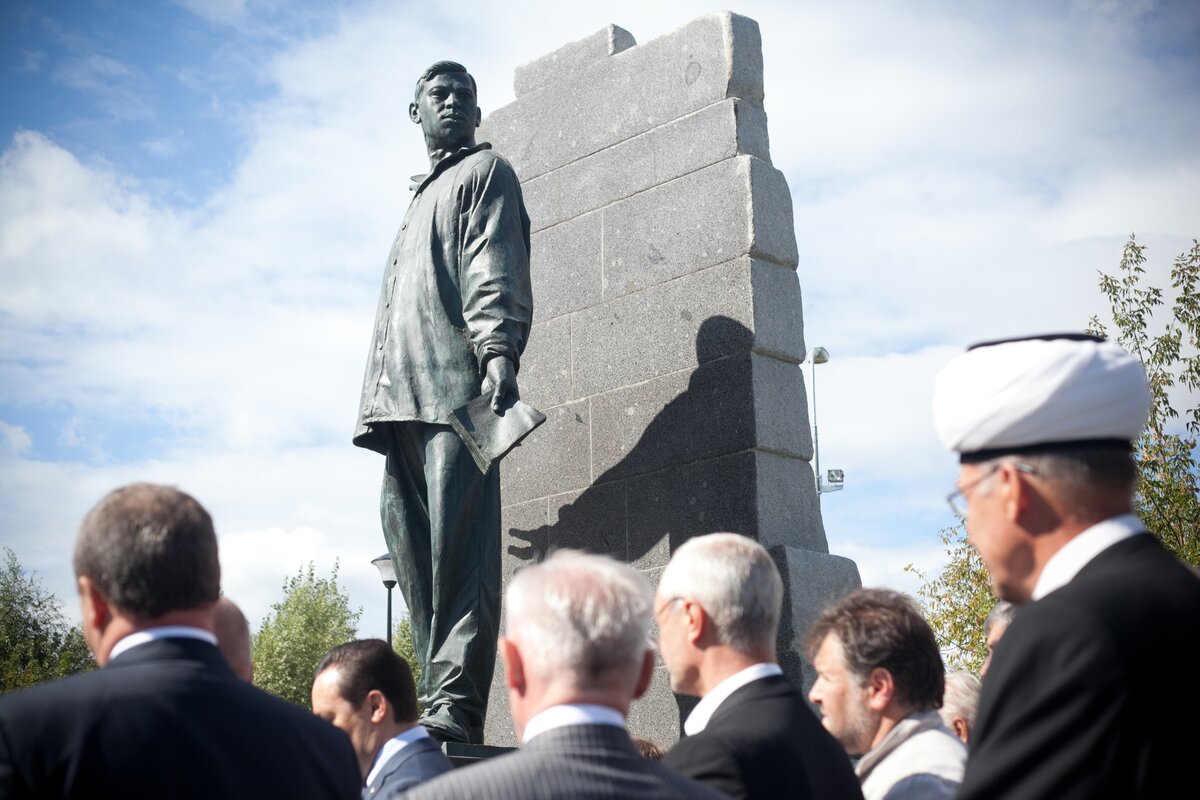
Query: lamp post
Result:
<box><xmin>371</xmin><ymin>553</ymin><xmax>397</xmax><ymax>646</ymax></box>
<box><xmin>804</xmin><ymin>346</ymin><xmax>844</xmax><ymax>499</ymax></box>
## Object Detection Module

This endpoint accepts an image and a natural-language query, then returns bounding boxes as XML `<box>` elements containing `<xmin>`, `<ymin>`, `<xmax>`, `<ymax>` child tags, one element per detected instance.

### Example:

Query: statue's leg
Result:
<box><xmin>380</xmin><ymin>423</ymin><xmax>436</xmax><ymax>705</ymax></box>
<box><xmin>419</xmin><ymin>423</ymin><xmax>501</xmax><ymax>745</ymax></box>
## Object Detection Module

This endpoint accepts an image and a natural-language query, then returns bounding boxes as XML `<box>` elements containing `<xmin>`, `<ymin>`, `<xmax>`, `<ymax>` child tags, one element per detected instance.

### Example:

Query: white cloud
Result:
<box><xmin>0</xmin><ymin>422</ymin><xmax>32</xmax><ymax>456</ymax></box>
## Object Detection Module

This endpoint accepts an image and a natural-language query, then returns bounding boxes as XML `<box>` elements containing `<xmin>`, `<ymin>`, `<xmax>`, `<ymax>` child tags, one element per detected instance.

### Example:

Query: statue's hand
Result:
<box><xmin>481</xmin><ymin>356</ymin><xmax>518</xmax><ymax>412</ymax></box>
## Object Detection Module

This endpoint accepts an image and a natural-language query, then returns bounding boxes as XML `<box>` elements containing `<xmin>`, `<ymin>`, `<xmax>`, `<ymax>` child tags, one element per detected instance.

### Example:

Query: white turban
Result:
<box><xmin>932</xmin><ymin>334</ymin><xmax>1150</xmax><ymax>462</ymax></box>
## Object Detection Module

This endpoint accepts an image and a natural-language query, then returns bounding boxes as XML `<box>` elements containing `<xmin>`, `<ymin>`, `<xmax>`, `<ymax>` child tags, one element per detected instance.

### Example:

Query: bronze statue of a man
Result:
<box><xmin>353</xmin><ymin>61</ymin><xmax>532</xmax><ymax>745</ymax></box>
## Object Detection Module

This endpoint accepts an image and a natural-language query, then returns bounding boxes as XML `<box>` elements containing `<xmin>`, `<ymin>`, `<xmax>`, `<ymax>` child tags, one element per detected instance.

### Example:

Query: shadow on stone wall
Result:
<box><xmin>507</xmin><ymin>314</ymin><xmax>758</xmax><ymax>566</ymax></box>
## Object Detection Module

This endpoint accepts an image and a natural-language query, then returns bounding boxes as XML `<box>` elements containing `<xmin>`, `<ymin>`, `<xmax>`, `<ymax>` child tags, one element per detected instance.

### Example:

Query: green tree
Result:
<box><xmin>1</xmin><ymin>547</ymin><xmax>95</xmax><ymax>693</ymax></box>
<box><xmin>1087</xmin><ymin>236</ymin><xmax>1200</xmax><ymax>565</ymax></box>
<box><xmin>911</xmin><ymin>235</ymin><xmax>1200</xmax><ymax>665</ymax></box>
<box><xmin>252</xmin><ymin>561</ymin><xmax>361</xmax><ymax>707</ymax></box>
<box><xmin>392</xmin><ymin>615</ymin><xmax>422</xmax><ymax>690</ymax></box>
<box><xmin>906</xmin><ymin>525</ymin><xmax>997</xmax><ymax>672</ymax></box>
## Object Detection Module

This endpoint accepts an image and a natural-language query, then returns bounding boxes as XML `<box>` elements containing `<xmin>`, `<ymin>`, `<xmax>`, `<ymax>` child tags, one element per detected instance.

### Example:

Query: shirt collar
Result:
<box><xmin>683</xmin><ymin>662</ymin><xmax>783</xmax><ymax>735</ymax></box>
<box><xmin>109</xmin><ymin>626</ymin><xmax>217</xmax><ymax>661</ymax></box>
<box><xmin>1032</xmin><ymin>513</ymin><xmax>1144</xmax><ymax>600</ymax></box>
<box><xmin>521</xmin><ymin>703</ymin><xmax>625</xmax><ymax>744</ymax></box>
<box><xmin>365</xmin><ymin>725</ymin><xmax>431</xmax><ymax>786</ymax></box>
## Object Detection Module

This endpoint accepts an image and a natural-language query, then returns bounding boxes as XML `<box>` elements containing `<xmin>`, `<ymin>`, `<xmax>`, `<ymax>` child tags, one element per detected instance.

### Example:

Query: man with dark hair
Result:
<box><xmin>353</xmin><ymin>58</ymin><xmax>532</xmax><ymax>745</ymax></box>
<box><xmin>0</xmin><ymin>483</ymin><xmax>361</xmax><ymax>799</ymax></box>
<box><xmin>312</xmin><ymin>640</ymin><xmax>453</xmax><ymax>797</ymax></box>
<box><xmin>933</xmin><ymin>333</ymin><xmax>1200</xmax><ymax>798</ymax></box>
<box><xmin>657</xmin><ymin>533</ymin><xmax>862</xmax><ymax>800</ymax></box>
<box><xmin>805</xmin><ymin>588</ymin><xmax>966</xmax><ymax>800</ymax></box>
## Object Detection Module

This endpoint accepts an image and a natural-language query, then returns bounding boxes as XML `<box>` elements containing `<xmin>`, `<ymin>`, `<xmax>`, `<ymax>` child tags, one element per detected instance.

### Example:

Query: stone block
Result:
<box><xmin>503</xmin><ymin>482</ymin><xmax>628</xmax><ymax>565</ymax></box>
<box><xmin>530</xmin><ymin>211</ymin><xmax>603</xmax><ymax>321</ymax></box>
<box><xmin>627</xmin><ymin>664</ymin><xmax>688</xmax><ymax>748</ymax></box>
<box><xmin>500</xmin><ymin>400</ymin><xmax>590</xmax><ymax>505</ymax></box>
<box><xmin>516</xmin><ymin>314</ymin><xmax>572</xmax><ymax>410</ymax></box>
<box><xmin>500</xmin><ymin>498</ymin><xmax>548</xmax><ymax>580</ymax></box>
<box><xmin>571</xmin><ymin>258</ymin><xmax>755</xmax><ymax>397</ymax></box>
<box><xmin>748</xmin><ymin>156</ymin><xmax>799</xmax><ymax>268</ymax></box>
<box><xmin>772</xmin><ymin>545</ymin><xmax>862</xmax><ymax>693</ymax></box>
<box><xmin>751</xmin><ymin>260</ymin><xmax>805</xmax><ymax>362</ymax></box>
<box><xmin>752</xmin><ymin>353</ymin><xmax>809</xmax><ymax>460</ymax></box>
<box><xmin>589</xmin><ymin>355</ymin><xmax>755</xmax><ymax>483</ymax></box>
<box><xmin>483</xmin><ymin>659</ymin><xmax>515</xmax><ymax>746</ymax></box>
<box><xmin>626</xmin><ymin>451</ymin><xmax>760</xmax><ymax>570</ymax></box>
<box><xmin>514</xmin><ymin>25</ymin><xmax>637</xmax><ymax>98</ymax></box>
<box><xmin>485</xmin><ymin>12</ymin><xmax>763</xmax><ymax>180</ymax></box>
<box><xmin>522</xmin><ymin>98</ymin><xmax>770</xmax><ymax>233</ymax></box>
<box><xmin>600</xmin><ymin>156</ymin><xmax>796</xmax><ymax>302</ymax></box>
<box><xmin>756</xmin><ymin>451</ymin><xmax>826</xmax><ymax>551</ymax></box>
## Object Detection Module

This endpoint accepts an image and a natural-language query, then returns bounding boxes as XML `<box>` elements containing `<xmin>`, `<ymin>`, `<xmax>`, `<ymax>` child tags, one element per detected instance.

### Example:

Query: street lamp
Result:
<box><xmin>371</xmin><ymin>553</ymin><xmax>398</xmax><ymax>646</ymax></box>
<box><xmin>804</xmin><ymin>346</ymin><xmax>844</xmax><ymax>499</ymax></box>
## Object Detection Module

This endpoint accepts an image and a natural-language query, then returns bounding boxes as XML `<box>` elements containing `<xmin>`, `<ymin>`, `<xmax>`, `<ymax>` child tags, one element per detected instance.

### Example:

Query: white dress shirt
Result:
<box><xmin>1032</xmin><ymin>514</ymin><xmax>1144</xmax><ymax>600</ymax></box>
<box><xmin>683</xmin><ymin>662</ymin><xmax>783</xmax><ymax>735</ymax></box>
<box><xmin>521</xmin><ymin>703</ymin><xmax>625</xmax><ymax>744</ymax></box>
<box><xmin>108</xmin><ymin>626</ymin><xmax>217</xmax><ymax>661</ymax></box>
<box><xmin>366</xmin><ymin>724</ymin><xmax>433</xmax><ymax>786</ymax></box>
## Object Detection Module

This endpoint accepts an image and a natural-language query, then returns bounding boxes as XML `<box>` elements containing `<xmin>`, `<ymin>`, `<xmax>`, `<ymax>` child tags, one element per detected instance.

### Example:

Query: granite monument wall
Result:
<box><xmin>481</xmin><ymin>12</ymin><xmax>861</xmax><ymax>747</ymax></box>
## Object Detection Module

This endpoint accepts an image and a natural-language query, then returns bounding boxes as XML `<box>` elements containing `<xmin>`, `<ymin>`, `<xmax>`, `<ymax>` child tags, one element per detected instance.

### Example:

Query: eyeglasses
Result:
<box><xmin>946</xmin><ymin>463</ymin><xmax>1036</xmax><ymax>516</ymax></box>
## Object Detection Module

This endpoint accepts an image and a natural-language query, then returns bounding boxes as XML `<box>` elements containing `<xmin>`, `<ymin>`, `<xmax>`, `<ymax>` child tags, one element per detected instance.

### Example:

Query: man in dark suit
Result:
<box><xmin>404</xmin><ymin>550</ymin><xmax>725</xmax><ymax>800</ymax></box>
<box><xmin>656</xmin><ymin>533</ymin><xmax>863</xmax><ymax>800</ymax></box>
<box><xmin>311</xmin><ymin>639</ymin><xmax>453</xmax><ymax>798</ymax></box>
<box><xmin>933</xmin><ymin>333</ymin><xmax>1200</xmax><ymax>799</ymax></box>
<box><xmin>0</xmin><ymin>483</ymin><xmax>362</xmax><ymax>800</ymax></box>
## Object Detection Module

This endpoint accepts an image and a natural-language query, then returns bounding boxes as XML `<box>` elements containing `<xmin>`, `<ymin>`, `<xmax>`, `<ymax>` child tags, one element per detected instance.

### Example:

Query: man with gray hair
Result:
<box><xmin>657</xmin><ymin>533</ymin><xmax>862</xmax><ymax>799</ymax></box>
<box><xmin>405</xmin><ymin>550</ymin><xmax>723</xmax><ymax>800</ymax></box>
<box><xmin>978</xmin><ymin>600</ymin><xmax>1014</xmax><ymax>678</ymax></box>
<box><xmin>938</xmin><ymin>671</ymin><xmax>980</xmax><ymax>745</ymax></box>
<box><xmin>213</xmin><ymin>596</ymin><xmax>254</xmax><ymax>682</ymax></box>
<box><xmin>0</xmin><ymin>483</ymin><xmax>361</xmax><ymax>799</ymax></box>
<box><xmin>933</xmin><ymin>333</ymin><xmax>1200</xmax><ymax>798</ymax></box>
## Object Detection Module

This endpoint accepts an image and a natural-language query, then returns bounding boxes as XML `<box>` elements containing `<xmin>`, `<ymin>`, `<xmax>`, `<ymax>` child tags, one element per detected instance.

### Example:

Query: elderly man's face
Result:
<box><xmin>808</xmin><ymin>634</ymin><xmax>876</xmax><ymax>756</ymax></box>
<box><xmin>960</xmin><ymin>463</ymin><xmax>1035</xmax><ymax>603</ymax></box>
<box><xmin>411</xmin><ymin>71</ymin><xmax>478</xmax><ymax>152</ymax></box>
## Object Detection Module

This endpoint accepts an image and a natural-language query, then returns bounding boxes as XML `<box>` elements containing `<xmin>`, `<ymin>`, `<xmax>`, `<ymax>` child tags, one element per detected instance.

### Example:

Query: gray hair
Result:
<box><xmin>505</xmin><ymin>550</ymin><xmax>652</xmax><ymax>682</ymax></box>
<box><xmin>976</xmin><ymin>445</ymin><xmax>1137</xmax><ymax>521</ymax></box>
<box><xmin>983</xmin><ymin>601</ymin><xmax>1016</xmax><ymax>638</ymax></box>
<box><xmin>657</xmin><ymin>533</ymin><xmax>782</xmax><ymax>654</ymax></box>
<box><xmin>74</xmin><ymin>483</ymin><xmax>220</xmax><ymax>617</ymax></box>
<box><xmin>939</xmin><ymin>670</ymin><xmax>981</xmax><ymax>730</ymax></box>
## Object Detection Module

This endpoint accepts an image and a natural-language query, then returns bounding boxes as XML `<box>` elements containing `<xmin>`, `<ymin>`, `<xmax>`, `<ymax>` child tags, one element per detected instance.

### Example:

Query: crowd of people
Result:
<box><xmin>1</xmin><ymin>333</ymin><xmax>1197</xmax><ymax>800</ymax></box>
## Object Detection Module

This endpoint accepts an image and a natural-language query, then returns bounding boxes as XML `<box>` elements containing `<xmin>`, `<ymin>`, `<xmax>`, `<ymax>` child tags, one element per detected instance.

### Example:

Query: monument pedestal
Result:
<box><xmin>482</xmin><ymin>13</ymin><xmax>861</xmax><ymax>748</ymax></box>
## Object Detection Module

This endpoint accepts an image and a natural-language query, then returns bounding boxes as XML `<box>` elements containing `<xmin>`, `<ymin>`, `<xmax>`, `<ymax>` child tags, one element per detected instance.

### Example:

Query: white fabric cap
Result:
<box><xmin>932</xmin><ymin>335</ymin><xmax>1150</xmax><ymax>459</ymax></box>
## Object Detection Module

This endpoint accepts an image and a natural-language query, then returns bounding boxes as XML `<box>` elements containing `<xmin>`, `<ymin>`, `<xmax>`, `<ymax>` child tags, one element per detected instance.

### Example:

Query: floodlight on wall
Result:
<box><xmin>804</xmin><ymin>347</ymin><xmax>844</xmax><ymax>499</ymax></box>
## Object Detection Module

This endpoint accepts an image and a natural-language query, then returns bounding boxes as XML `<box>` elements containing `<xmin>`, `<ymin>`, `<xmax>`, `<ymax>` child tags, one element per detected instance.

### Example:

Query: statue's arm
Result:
<box><xmin>459</xmin><ymin>155</ymin><xmax>533</xmax><ymax>407</ymax></box>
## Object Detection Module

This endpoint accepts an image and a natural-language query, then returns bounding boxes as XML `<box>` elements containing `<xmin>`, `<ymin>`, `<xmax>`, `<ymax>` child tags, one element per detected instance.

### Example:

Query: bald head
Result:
<box><xmin>213</xmin><ymin>597</ymin><xmax>253</xmax><ymax>681</ymax></box>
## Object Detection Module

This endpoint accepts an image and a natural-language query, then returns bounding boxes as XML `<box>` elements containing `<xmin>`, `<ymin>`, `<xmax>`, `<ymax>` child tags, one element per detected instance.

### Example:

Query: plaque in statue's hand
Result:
<box><xmin>482</xmin><ymin>355</ymin><xmax>519</xmax><ymax>412</ymax></box>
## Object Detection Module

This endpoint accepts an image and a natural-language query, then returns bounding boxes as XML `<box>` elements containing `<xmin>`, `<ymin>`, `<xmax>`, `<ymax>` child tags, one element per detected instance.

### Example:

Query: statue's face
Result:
<box><xmin>410</xmin><ymin>71</ymin><xmax>479</xmax><ymax>152</ymax></box>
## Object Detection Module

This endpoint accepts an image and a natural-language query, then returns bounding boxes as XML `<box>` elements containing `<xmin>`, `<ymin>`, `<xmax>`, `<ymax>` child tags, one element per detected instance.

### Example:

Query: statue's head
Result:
<box><xmin>410</xmin><ymin>60</ymin><xmax>481</xmax><ymax>153</ymax></box>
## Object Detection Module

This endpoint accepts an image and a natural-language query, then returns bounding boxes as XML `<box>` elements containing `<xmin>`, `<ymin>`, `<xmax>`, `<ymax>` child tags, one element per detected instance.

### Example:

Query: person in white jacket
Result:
<box><xmin>805</xmin><ymin>588</ymin><xmax>966</xmax><ymax>800</ymax></box>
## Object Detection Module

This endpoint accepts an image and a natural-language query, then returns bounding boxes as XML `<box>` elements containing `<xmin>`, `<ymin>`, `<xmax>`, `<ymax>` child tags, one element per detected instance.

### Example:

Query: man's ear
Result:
<box><xmin>681</xmin><ymin>599</ymin><xmax>706</xmax><ymax>645</ymax></box>
<box><xmin>864</xmin><ymin>667</ymin><xmax>895</xmax><ymax>712</ymax></box>
<box><xmin>500</xmin><ymin>636</ymin><xmax>525</xmax><ymax>695</ymax></box>
<box><xmin>1000</xmin><ymin>462</ymin><xmax>1033</xmax><ymax>522</ymax></box>
<box><xmin>366</xmin><ymin>689</ymin><xmax>389</xmax><ymax>724</ymax></box>
<box><xmin>409</xmin><ymin>101</ymin><xmax>421</xmax><ymax>125</ymax></box>
<box><xmin>633</xmin><ymin>648</ymin><xmax>655</xmax><ymax>700</ymax></box>
<box><xmin>475</xmin><ymin>107</ymin><xmax>482</xmax><ymax>127</ymax></box>
<box><xmin>78</xmin><ymin>575</ymin><xmax>110</xmax><ymax>632</ymax></box>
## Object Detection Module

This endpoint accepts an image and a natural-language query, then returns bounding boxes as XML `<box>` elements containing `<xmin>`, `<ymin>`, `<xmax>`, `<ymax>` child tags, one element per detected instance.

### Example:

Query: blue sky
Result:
<box><xmin>2</xmin><ymin>0</ymin><xmax>1198</xmax><ymax>636</ymax></box>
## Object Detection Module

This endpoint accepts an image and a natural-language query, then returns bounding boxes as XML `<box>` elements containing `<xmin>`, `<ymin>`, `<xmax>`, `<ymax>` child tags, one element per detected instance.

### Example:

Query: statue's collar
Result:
<box><xmin>411</xmin><ymin>142</ymin><xmax>492</xmax><ymax>191</ymax></box>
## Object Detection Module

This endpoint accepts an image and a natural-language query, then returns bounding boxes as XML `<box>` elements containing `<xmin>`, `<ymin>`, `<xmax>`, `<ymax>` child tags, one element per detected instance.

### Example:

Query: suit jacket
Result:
<box><xmin>0</xmin><ymin>637</ymin><xmax>362</xmax><ymax>800</ymax></box>
<box><xmin>959</xmin><ymin>533</ymin><xmax>1200</xmax><ymax>800</ymax></box>
<box><xmin>663</xmin><ymin>674</ymin><xmax>863</xmax><ymax>800</ymax></box>
<box><xmin>403</xmin><ymin>723</ymin><xmax>727</xmax><ymax>800</ymax></box>
<box><xmin>364</xmin><ymin>735</ymin><xmax>454</xmax><ymax>799</ymax></box>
